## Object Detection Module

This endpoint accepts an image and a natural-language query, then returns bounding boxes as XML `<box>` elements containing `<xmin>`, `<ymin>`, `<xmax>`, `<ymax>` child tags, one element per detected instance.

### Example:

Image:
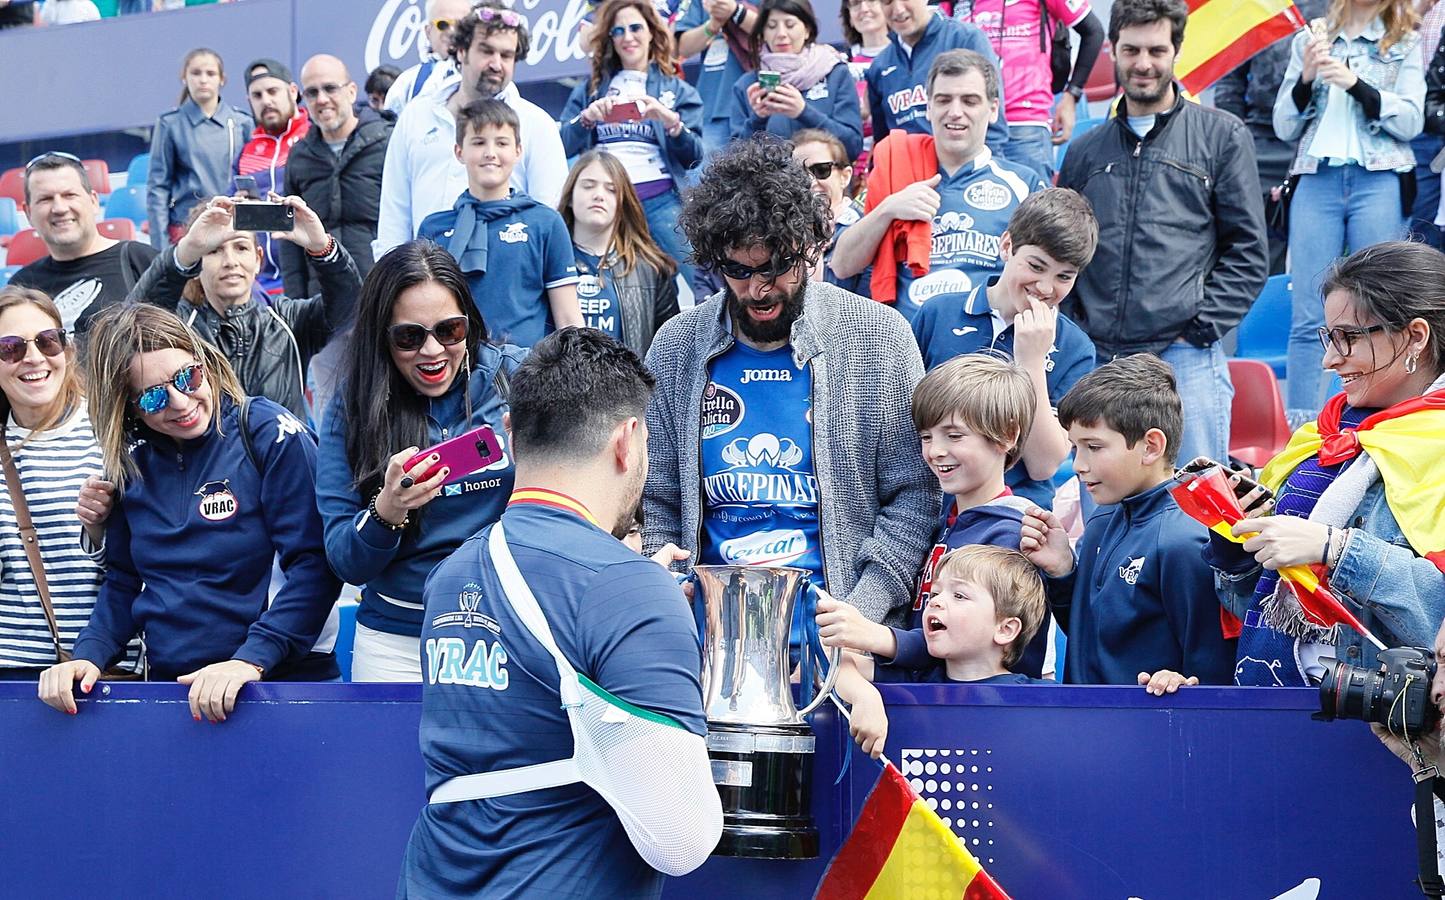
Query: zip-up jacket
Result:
<box><xmin>730</xmin><ymin>60</ymin><xmax>864</xmax><ymax>161</ymax></box>
<box><xmin>127</xmin><ymin>240</ymin><xmax>360</xmax><ymax>419</ymax></box>
<box><xmin>232</xmin><ymin>108</ymin><xmax>312</xmax><ymax>294</ymax></box>
<box><xmin>559</xmin><ymin>64</ymin><xmax>705</xmax><ymax>194</ymax></box>
<box><xmin>70</xmin><ymin>397</ymin><xmax>341</xmax><ymax>680</ymax></box>
<box><xmin>1045</xmin><ymin>480</ymin><xmax>1236</xmax><ymax>685</ymax></box>
<box><xmin>863</xmin><ymin>13</ymin><xmax>1009</xmax><ymax>152</ymax></box>
<box><xmin>281</xmin><ymin>105</ymin><xmax>393</xmax><ymax>297</ymax></box>
<box><xmin>315</xmin><ymin>344</ymin><xmax>525</xmax><ymax>637</ymax></box>
<box><xmin>642</xmin><ymin>280</ymin><xmax>938</xmax><ymax>624</ymax></box>
<box><xmin>146</xmin><ymin>98</ymin><xmax>253</xmax><ymax>250</ymax></box>
<box><xmin>1056</xmin><ymin>91</ymin><xmax>1268</xmax><ymax>355</ymax></box>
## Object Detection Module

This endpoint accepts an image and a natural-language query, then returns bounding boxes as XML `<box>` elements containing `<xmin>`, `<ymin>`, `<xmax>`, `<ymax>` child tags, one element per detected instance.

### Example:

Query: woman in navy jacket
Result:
<box><xmin>560</xmin><ymin>0</ymin><xmax>703</xmax><ymax>291</ymax></box>
<box><xmin>38</xmin><ymin>303</ymin><xmax>341</xmax><ymax>723</ymax></box>
<box><xmin>316</xmin><ymin>241</ymin><xmax>523</xmax><ymax>683</ymax></box>
<box><xmin>730</xmin><ymin>0</ymin><xmax>863</xmax><ymax>161</ymax></box>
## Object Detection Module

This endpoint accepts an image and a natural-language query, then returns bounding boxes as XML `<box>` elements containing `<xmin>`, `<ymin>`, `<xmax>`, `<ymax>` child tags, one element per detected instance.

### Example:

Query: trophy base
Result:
<box><xmin>708</xmin><ymin>723</ymin><xmax>820</xmax><ymax>860</ymax></box>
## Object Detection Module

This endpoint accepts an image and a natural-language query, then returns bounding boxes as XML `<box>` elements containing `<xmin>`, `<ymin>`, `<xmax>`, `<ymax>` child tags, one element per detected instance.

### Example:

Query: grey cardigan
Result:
<box><xmin>642</xmin><ymin>280</ymin><xmax>938</xmax><ymax>624</ymax></box>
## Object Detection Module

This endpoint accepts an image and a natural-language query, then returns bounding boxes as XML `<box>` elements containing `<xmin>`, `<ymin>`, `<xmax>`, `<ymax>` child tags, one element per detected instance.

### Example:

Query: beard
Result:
<box><xmin>725</xmin><ymin>272</ymin><xmax>808</xmax><ymax>345</ymax></box>
<box><xmin>1115</xmin><ymin>61</ymin><xmax>1172</xmax><ymax>107</ymax></box>
<box><xmin>611</xmin><ymin>462</ymin><xmax>646</xmax><ymax>541</ymax></box>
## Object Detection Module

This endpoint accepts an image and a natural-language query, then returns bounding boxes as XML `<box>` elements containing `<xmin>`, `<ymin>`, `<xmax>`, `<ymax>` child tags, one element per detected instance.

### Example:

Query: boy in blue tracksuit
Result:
<box><xmin>417</xmin><ymin>99</ymin><xmax>582</xmax><ymax>347</ymax></box>
<box><xmin>1019</xmin><ymin>355</ymin><xmax>1236</xmax><ymax>686</ymax></box>
<box><xmin>912</xmin><ymin>188</ymin><xmax>1099</xmax><ymax>509</ymax></box>
<box><xmin>863</xmin><ymin>0</ymin><xmax>1008</xmax><ymax>151</ymax></box>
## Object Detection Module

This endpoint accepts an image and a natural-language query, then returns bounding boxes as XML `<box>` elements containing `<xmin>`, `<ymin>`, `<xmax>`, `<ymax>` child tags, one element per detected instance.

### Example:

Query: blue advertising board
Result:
<box><xmin>0</xmin><ymin>682</ymin><xmax>1419</xmax><ymax>898</ymax></box>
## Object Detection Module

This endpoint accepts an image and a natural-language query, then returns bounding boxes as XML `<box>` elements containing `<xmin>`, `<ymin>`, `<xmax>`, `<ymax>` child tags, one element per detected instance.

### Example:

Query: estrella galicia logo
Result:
<box><xmin>963</xmin><ymin>180</ymin><xmax>1011</xmax><ymax>212</ymax></box>
<box><xmin>195</xmin><ymin>480</ymin><xmax>238</xmax><ymax>521</ymax></box>
<box><xmin>431</xmin><ymin>581</ymin><xmax>501</xmax><ymax>632</ymax></box>
<box><xmin>701</xmin><ymin>381</ymin><xmax>745</xmax><ymax>440</ymax></box>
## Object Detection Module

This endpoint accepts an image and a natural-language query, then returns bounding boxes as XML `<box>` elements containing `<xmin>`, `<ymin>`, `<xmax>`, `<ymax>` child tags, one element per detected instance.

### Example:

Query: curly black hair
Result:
<box><xmin>449</xmin><ymin>0</ymin><xmax>532</xmax><ymax>61</ymax></box>
<box><xmin>678</xmin><ymin>136</ymin><xmax>832</xmax><ymax>272</ymax></box>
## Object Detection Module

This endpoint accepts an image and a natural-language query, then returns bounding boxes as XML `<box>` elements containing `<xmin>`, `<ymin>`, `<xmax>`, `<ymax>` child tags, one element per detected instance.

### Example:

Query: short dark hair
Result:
<box><xmin>508</xmin><ymin>328</ymin><xmax>656</xmax><ymax>463</ymax></box>
<box><xmin>23</xmin><ymin>154</ymin><xmax>92</xmax><ymax>206</ymax></box>
<box><xmin>365</xmin><ymin>64</ymin><xmax>400</xmax><ymax>97</ymax></box>
<box><xmin>451</xmin><ymin>1</ymin><xmax>531</xmax><ymax>61</ymax></box>
<box><xmin>679</xmin><ymin>137</ymin><xmax>831</xmax><ymax>273</ymax></box>
<box><xmin>1109</xmin><ymin>0</ymin><xmax>1188</xmax><ymax>51</ymax></box>
<box><xmin>1057</xmin><ymin>354</ymin><xmax>1183</xmax><ymax>464</ymax></box>
<box><xmin>1321</xmin><ymin>241</ymin><xmax>1445</xmax><ymax>377</ymax></box>
<box><xmin>455</xmin><ymin>97</ymin><xmax>520</xmax><ymax>146</ymax></box>
<box><xmin>1006</xmin><ymin>189</ymin><xmax>1099</xmax><ymax>270</ymax></box>
<box><xmin>751</xmin><ymin>0</ymin><xmax>818</xmax><ymax>65</ymax></box>
<box><xmin>926</xmin><ymin>48</ymin><xmax>999</xmax><ymax>102</ymax></box>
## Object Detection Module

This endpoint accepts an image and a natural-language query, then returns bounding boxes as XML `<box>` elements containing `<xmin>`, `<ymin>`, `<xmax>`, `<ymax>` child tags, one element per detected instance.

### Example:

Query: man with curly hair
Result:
<box><xmin>643</xmin><ymin>137</ymin><xmax>939</xmax><ymax>628</ymax></box>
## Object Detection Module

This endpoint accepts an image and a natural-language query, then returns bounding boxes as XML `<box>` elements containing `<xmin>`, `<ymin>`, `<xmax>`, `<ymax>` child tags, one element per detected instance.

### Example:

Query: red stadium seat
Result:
<box><xmin>4</xmin><ymin>229</ymin><xmax>47</xmax><ymax>267</ymax></box>
<box><xmin>97</xmin><ymin>218</ymin><xmax>136</xmax><ymax>241</ymax></box>
<box><xmin>1228</xmin><ymin>359</ymin><xmax>1292</xmax><ymax>469</ymax></box>
<box><xmin>0</xmin><ymin>167</ymin><xmax>24</xmax><ymax>207</ymax></box>
<box><xmin>82</xmin><ymin>159</ymin><xmax>111</xmax><ymax>195</ymax></box>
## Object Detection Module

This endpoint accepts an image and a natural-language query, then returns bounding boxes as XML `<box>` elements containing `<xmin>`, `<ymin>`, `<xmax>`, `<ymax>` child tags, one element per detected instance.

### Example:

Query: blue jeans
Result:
<box><xmin>1285</xmin><ymin>164</ymin><xmax>1403</xmax><ymax>415</ymax></box>
<box><xmin>702</xmin><ymin>117</ymin><xmax>732</xmax><ymax>160</ymax></box>
<box><xmin>1002</xmin><ymin>123</ymin><xmax>1054</xmax><ymax>183</ymax></box>
<box><xmin>641</xmin><ymin>187</ymin><xmax>698</xmax><ymax>295</ymax></box>
<box><xmin>1409</xmin><ymin>133</ymin><xmax>1444</xmax><ymax>251</ymax></box>
<box><xmin>1158</xmin><ymin>341</ymin><xmax>1233</xmax><ymax>466</ymax></box>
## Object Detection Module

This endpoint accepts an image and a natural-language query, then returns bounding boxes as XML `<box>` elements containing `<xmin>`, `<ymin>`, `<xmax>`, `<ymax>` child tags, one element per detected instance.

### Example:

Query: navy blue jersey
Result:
<box><xmin>400</xmin><ymin>495</ymin><xmax>705</xmax><ymax>899</ymax></box>
<box><xmin>574</xmin><ymin>247</ymin><xmax>625</xmax><ymax>341</ymax></box>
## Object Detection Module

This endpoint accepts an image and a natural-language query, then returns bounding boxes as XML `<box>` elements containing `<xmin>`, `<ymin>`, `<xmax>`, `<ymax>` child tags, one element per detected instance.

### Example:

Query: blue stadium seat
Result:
<box><xmin>126</xmin><ymin>152</ymin><xmax>150</xmax><ymax>186</ymax></box>
<box><xmin>1236</xmin><ymin>274</ymin><xmax>1291</xmax><ymax>378</ymax></box>
<box><xmin>105</xmin><ymin>184</ymin><xmax>147</xmax><ymax>227</ymax></box>
<box><xmin>0</xmin><ymin>197</ymin><xmax>19</xmax><ymax>236</ymax></box>
<box><xmin>0</xmin><ymin>265</ymin><xmax>20</xmax><ymax>287</ymax></box>
<box><xmin>1055</xmin><ymin>116</ymin><xmax>1107</xmax><ymax>169</ymax></box>
<box><xmin>334</xmin><ymin>601</ymin><xmax>358</xmax><ymax>682</ymax></box>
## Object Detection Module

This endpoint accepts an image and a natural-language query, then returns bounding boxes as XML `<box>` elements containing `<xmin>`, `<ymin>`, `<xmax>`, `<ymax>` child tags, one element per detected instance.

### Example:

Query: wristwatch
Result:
<box><xmin>1065</xmin><ymin>84</ymin><xmax>1085</xmax><ymax>102</ymax></box>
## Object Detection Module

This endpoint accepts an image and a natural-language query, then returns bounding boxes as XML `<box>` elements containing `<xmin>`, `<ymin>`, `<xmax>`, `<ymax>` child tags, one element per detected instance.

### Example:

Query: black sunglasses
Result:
<box><xmin>804</xmin><ymin>161</ymin><xmax>843</xmax><ymax>180</ymax></box>
<box><xmin>388</xmin><ymin>316</ymin><xmax>470</xmax><ymax>352</ymax></box>
<box><xmin>1318</xmin><ymin>324</ymin><xmax>1388</xmax><ymax>358</ymax></box>
<box><xmin>715</xmin><ymin>255</ymin><xmax>802</xmax><ymax>282</ymax></box>
<box><xmin>0</xmin><ymin>328</ymin><xmax>66</xmax><ymax>364</ymax></box>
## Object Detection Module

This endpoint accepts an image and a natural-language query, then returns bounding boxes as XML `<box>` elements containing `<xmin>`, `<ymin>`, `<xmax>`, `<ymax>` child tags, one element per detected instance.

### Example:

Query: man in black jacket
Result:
<box><xmin>127</xmin><ymin>195</ymin><xmax>359</xmax><ymax>420</ymax></box>
<box><xmin>1056</xmin><ymin>0</ymin><xmax>1267</xmax><ymax>466</ymax></box>
<box><xmin>283</xmin><ymin>54</ymin><xmax>392</xmax><ymax>297</ymax></box>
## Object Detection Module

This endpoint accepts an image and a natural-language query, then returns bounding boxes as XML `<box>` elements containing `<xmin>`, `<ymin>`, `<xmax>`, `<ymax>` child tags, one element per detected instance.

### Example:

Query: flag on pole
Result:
<box><xmin>1176</xmin><ymin>0</ymin><xmax>1307</xmax><ymax>94</ymax></box>
<box><xmin>814</xmin><ymin>761</ymin><xmax>1010</xmax><ymax>900</ymax></box>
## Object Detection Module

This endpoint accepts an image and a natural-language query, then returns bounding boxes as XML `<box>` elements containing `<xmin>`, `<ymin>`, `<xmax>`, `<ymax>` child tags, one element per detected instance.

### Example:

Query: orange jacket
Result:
<box><xmin>864</xmin><ymin>132</ymin><xmax>938</xmax><ymax>304</ymax></box>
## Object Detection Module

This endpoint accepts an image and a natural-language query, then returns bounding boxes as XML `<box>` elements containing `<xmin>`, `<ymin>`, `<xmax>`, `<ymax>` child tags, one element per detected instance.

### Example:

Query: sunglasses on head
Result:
<box><xmin>388</xmin><ymin>316</ymin><xmax>470</xmax><ymax>352</ymax></box>
<box><xmin>133</xmin><ymin>363</ymin><xmax>205</xmax><ymax>416</ymax></box>
<box><xmin>25</xmin><ymin>151</ymin><xmax>82</xmax><ymax>172</ymax></box>
<box><xmin>804</xmin><ymin>161</ymin><xmax>843</xmax><ymax>180</ymax></box>
<box><xmin>0</xmin><ymin>329</ymin><xmax>66</xmax><ymax>365</ymax></box>
<box><xmin>477</xmin><ymin>7</ymin><xmax>527</xmax><ymax>29</ymax></box>
<box><xmin>610</xmin><ymin>22</ymin><xmax>646</xmax><ymax>38</ymax></box>
<box><xmin>715</xmin><ymin>254</ymin><xmax>802</xmax><ymax>281</ymax></box>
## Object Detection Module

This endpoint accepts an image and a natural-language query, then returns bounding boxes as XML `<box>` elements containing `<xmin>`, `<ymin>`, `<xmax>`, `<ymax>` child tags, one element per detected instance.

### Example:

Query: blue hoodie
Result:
<box><xmin>315</xmin><ymin>344</ymin><xmax>525</xmax><ymax>638</ymax></box>
<box><xmin>863</xmin><ymin>13</ymin><xmax>1009</xmax><ymax>152</ymax></box>
<box><xmin>71</xmin><ymin>397</ymin><xmax>340</xmax><ymax>680</ymax></box>
<box><xmin>1046</xmin><ymin>481</ymin><xmax>1236</xmax><ymax>685</ymax></box>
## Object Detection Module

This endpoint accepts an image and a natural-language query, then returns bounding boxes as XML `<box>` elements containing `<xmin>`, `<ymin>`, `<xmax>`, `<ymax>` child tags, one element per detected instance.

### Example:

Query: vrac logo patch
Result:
<box><xmin>1118</xmin><ymin>555</ymin><xmax>1146</xmax><ymax>585</ymax></box>
<box><xmin>498</xmin><ymin>222</ymin><xmax>529</xmax><ymax>244</ymax></box>
<box><xmin>195</xmin><ymin>480</ymin><xmax>238</xmax><ymax>521</ymax></box>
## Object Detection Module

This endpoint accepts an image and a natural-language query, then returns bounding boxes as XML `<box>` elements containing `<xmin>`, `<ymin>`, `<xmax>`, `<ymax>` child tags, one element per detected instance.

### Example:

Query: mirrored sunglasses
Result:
<box><xmin>134</xmin><ymin>363</ymin><xmax>205</xmax><ymax>416</ymax></box>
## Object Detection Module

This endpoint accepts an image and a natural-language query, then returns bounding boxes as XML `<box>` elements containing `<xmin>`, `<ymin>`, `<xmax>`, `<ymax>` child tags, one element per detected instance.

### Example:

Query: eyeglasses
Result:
<box><xmin>133</xmin><ymin>363</ymin><xmax>205</xmax><ymax>416</ymax></box>
<box><xmin>388</xmin><ymin>316</ymin><xmax>470</xmax><ymax>352</ymax></box>
<box><xmin>610</xmin><ymin>22</ymin><xmax>646</xmax><ymax>39</ymax></box>
<box><xmin>847</xmin><ymin>0</ymin><xmax>881</xmax><ymax>9</ymax></box>
<box><xmin>302</xmin><ymin>82</ymin><xmax>349</xmax><ymax>101</ymax></box>
<box><xmin>803</xmin><ymin>161</ymin><xmax>843</xmax><ymax>180</ymax></box>
<box><xmin>430</xmin><ymin>17</ymin><xmax>455</xmax><ymax>32</ymax></box>
<box><xmin>715</xmin><ymin>254</ymin><xmax>802</xmax><ymax>282</ymax></box>
<box><xmin>0</xmin><ymin>329</ymin><xmax>66</xmax><ymax>364</ymax></box>
<box><xmin>477</xmin><ymin>7</ymin><xmax>527</xmax><ymax>30</ymax></box>
<box><xmin>25</xmin><ymin>151</ymin><xmax>81</xmax><ymax>172</ymax></box>
<box><xmin>1318</xmin><ymin>324</ymin><xmax>1389</xmax><ymax>357</ymax></box>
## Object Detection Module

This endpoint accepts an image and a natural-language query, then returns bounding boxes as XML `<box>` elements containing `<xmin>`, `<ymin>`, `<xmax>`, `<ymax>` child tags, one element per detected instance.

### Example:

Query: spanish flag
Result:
<box><xmin>1176</xmin><ymin>0</ymin><xmax>1308</xmax><ymax>94</ymax></box>
<box><xmin>815</xmin><ymin>762</ymin><xmax>1010</xmax><ymax>900</ymax></box>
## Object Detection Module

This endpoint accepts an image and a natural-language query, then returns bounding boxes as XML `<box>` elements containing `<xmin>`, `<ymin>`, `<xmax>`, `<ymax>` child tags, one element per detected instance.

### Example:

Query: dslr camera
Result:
<box><xmin>1315</xmin><ymin>647</ymin><xmax>1440</xmax><ymax>735</ymax></box>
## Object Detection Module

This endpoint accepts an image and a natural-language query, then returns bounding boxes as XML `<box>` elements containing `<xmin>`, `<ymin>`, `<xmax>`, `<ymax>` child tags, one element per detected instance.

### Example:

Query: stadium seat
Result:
<box><xmin>0</xmin><ymin>198</ymin><xmax>19</xmax><ymax>236</ymax></box>
<box><xmin>1236</xmin><ymin>274</ymin><xmax>1291</xmax><ymax>378</ymax></box>
<box><xmin>126</xmin><ymin>152</ymin><xmax>150</xmax><ymax>186</ymax></box>
<box><xmin>82</xmin><ymin>159</ymin><xmax>111</xmax><ymax>195</ymax></box>
<box><xmin>335</xmin><ymin>600</ymin><xmax>358</xmax><ymax>682</ymax></box>
<box><xmin>97</xmin><ymin>218</ymin><xmax>136</xmax><ymax>241</ymax></box>
<box><xmin>0</xmin><ymin>167</ymin><xmax>23</xmax><ymax>207</ymax></box>
<box><xmin>105</xmin><ymin>184</ymin><xmax>147</xmax><ymax>228</ymax></box>
<box><xmin>1227</xmin><ymin>358</ymin><xmax>1291</xmax><ymax>469</ymax></box>
<box><xmin>4</xmin><ymin>229</ymin><xmax>47</xmax><ymax>267</ymax></box>
<box><xmin>0</xmin><ymin>265</ymin><xmax>20</xmax><ymax>287</ymax></box>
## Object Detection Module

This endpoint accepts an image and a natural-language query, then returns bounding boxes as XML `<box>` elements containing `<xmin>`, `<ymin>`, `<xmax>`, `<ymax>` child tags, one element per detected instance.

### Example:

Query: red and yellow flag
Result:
<box><xmin>815</xmin><ymin>762</ymin><xmax>1010</xmax><ymax>900</ymax></box>
<box><xmin>1176</xmin><ymin>0</ymin><xmax>1308</xmax><ymax>94</ymax></box>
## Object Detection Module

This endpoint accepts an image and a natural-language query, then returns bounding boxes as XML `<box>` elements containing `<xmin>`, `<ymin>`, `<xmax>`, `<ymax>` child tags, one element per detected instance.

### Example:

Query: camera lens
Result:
<box><xmin>1316</xmin><ymin>649</ymin><xmax>1440</xmax><ymax>734</ymax></box>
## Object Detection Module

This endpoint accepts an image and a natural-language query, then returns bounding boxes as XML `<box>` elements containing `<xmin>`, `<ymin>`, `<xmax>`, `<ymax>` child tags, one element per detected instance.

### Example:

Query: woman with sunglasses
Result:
<box><xmin>146</xmin><ymin>48</ymin><xmax>253</xmax><ymax>251</ymax></box>
<box><xmin>559</xmin><ymin>151</ymin><xmax>679</xmax><ymax>358</ymax></box>
<box><xmin>561</xmin><ymin>0</ymin><xmax>703</xmax><ymax>291</ymax></box>
<box><xmin>790</xmin><ymin>129</ymin><xmax>869</xmax><ymax>297</ymax></box>
<box><xmin>316</xmin><ymin>241</ymin><xmax>523</xmax><ymax>682</ymax></box>
<box><xmin>730</xmin><ymin>0</ymin><xmax>863</xmax><ymax>162</ymax></box>
<box><xmin>38</xmin><ymin>303</ymin><xmax>341</xmax><ymax>723</ymax></box>
<box><xmin>1205</xmin><ymin>241</ymin><xmax>1445</xmax><ymax>688</ymax></box>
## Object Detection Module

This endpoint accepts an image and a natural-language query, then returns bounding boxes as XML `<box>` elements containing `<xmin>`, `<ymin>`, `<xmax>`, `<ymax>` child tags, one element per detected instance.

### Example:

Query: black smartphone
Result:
<box><xmin>232</xmin><ymin>201</ymin><xmax>295</xmax><ymax>232</ymax></box>
<box><xmin>234</xmin><ymin>175</ymin><xmax>259</xmax><ymax>199</ymax></box>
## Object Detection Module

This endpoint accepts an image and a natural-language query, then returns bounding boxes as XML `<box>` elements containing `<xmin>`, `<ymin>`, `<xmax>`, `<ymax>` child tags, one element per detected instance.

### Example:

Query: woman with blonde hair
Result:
<box><xmin>38</xmin><ymin>303</ymin><xmax>340</xmax><ymax>722</ymax></box>
<box><xmin>559</xmin><ymin>151</ymin><xmax>679</xmax><ymax>357</ymax></box>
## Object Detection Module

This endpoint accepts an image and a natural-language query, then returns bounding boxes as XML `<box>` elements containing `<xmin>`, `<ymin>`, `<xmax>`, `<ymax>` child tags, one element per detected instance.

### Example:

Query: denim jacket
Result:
<box><xmin>1274</xmin><ymin>21</ymin><xmax>1424</xmax><ymax>174</ymax></box>
<box><xmin>1211</xmin><ymin>479</ymin><xmax>1445</xmax><ymax>670</ymax></box>
<box><xmin>559</xmin><ymin>65</ymin><xmax>704</xmax><ymax>193</ymax></box>
<box><xmin>145</xmin><ymin>98</ymin><xmax>253</xmax><ymax>249</ymax></box>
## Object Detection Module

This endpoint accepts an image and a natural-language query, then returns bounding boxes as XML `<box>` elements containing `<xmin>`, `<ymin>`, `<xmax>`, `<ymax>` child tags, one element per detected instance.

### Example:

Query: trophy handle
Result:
<box><xmin>796</xmin><ymin>583</ymin><xmax>842</xmax><ymax>718</ymax></box>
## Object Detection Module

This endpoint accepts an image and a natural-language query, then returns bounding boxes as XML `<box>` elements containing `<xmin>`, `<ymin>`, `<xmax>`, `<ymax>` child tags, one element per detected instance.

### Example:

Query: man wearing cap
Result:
<box><xmin>376</xmin><ymin>0</ymin><xmax>567</xmax><ymax>256</ymax></box>
<box><xmin>235</xmin><ymin>58</ymin><xmax>311</xmax><ymax>295</ymax></box>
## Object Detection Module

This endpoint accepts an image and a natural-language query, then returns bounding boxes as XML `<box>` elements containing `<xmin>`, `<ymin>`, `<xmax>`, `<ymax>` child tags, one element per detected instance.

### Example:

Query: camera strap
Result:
<box><xmin>1414</xmin><ymin>766</ymin><xmax>1445</xmax><ymax>897</ymax></box>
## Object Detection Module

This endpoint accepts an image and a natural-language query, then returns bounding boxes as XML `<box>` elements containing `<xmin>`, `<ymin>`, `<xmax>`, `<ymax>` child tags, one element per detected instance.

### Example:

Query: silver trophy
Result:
<box><xmin>693</xmin><ymin>564</ymin><xmax>840</xmax><ymax>859</ymax></box>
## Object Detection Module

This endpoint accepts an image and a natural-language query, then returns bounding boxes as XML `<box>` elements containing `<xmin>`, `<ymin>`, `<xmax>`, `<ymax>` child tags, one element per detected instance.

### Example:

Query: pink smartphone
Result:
<box><xmin>604</xmin><ymin>100</ymin><xmax>642</xmax><ymax>123</ymax></box>
<box><xmin>406</xmin><ymin>425</ymin><xmax>504</xmax><ymax>487</ymax></box>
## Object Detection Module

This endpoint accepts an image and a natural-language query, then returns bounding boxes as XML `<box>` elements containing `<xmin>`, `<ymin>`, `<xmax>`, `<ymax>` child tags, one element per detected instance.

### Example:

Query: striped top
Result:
<box><xmin>0</xmin><ymin>409</ymin><xmax>107</xmax><ymax>669</ymax></box>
